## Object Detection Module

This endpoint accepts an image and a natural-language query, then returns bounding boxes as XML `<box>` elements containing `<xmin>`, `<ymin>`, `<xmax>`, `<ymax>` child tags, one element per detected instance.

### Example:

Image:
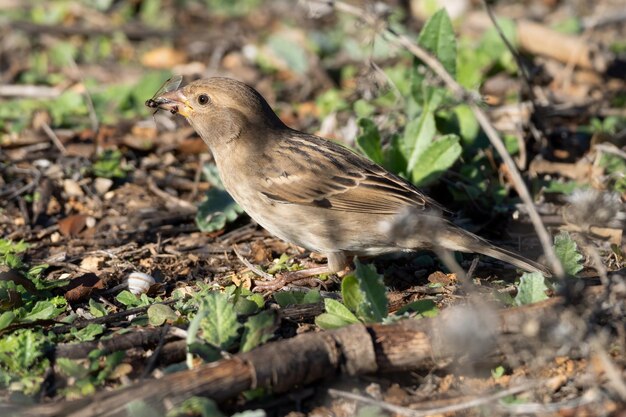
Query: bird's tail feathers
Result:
<box><xmin>440</xmin><ymin>227</ymin><xmax>552</xmax><ymax>276</ymax></box>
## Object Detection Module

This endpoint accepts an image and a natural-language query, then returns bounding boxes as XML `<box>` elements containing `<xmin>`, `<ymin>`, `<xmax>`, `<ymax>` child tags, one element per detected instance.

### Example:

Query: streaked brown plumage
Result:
<box><xmin>151</xmin><ymin>77</ymin><xmax>550</xmax><ymax>286</ymax></box>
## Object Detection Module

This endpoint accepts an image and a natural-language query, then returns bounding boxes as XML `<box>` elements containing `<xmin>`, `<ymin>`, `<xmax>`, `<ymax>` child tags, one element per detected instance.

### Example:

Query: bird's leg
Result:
<box><xmin>252</xmin><ymin>252</ymin><xmax>351</xmax><ymax>292</ymax></box>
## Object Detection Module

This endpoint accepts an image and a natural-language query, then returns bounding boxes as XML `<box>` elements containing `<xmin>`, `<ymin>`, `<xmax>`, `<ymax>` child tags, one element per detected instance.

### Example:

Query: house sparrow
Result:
<box><xmin>150</xmin><ymin>77</ymin><xmax>550</xmax><ymax>288</ymax></box>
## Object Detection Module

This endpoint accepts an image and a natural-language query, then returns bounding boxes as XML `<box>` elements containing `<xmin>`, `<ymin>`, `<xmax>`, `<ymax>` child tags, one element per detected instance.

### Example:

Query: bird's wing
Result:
<box><xmin>254</xmin><ymin>133</ymin><xmax>444</xmax><ymax>215</ymax></box>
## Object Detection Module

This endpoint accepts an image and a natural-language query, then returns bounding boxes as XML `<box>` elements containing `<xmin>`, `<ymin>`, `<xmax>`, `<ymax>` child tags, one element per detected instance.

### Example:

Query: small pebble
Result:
<box><xmin>94</xmin><ymin>177</ymin><xmax>113</xmax><ymax>195</ymax></box>
<box><xmin>63</xmin><ymin>179</ymin><xmax>84</xmax><ymax>197</ymax></box>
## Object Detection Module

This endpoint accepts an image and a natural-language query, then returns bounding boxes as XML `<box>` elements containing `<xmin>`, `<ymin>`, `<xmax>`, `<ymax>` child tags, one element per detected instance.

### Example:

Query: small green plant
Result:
<box><xmin>195</xmin><ymin>164</ymin><xmax>244</xmax><ymax>233</ymax></box>
<box><xmin>0</xmin><ymin>329</ymin><xmax>51</xmax><ymax>394</ymax></box>
<box><xmin>356</xmin><ymin>9</ymin><xmax>462</xmax><ymax>187</ymax></box>
<box><xmin>515</xmin><ymin>272</ymin><xmax>549</xmax><ymax>306</ymax></box>
<box><xmin>92</xmin><ymin>149</ymin><xmax>128</xmax><ymax>179</ymax></box>
<box><xmin>115</xmin><ymin>290</ymin><xmax>155</xmax><ymax>308</ymax></box>
<box><xmin>554</xmin><ymin>231</ymin><xmax>584</xmax><ymax>276</ymax></box>
<box><xmin>0</xmin><ymin>238</ymin><xmax>29</xmax><ymax>268</ymax></box>
<box><xmin>0</xmin><ymin>239</ymin><xmax>65</xmax><ymax>330</ymax></box>
<box><xmin>315</xmin><ymin>259</ymin><xmax>439</xmax><ymax>329</ymax></box>
<box><xmin>166</xmin><ymin>396</ymin><xmax>265</xmax><ymax>417</ymax></box>
<box><xmin>599</xmin><ymin>153</ymin><xmax>626</xmax><ymax>194</ymax></box>
<box><xmin>185</xmin><ymin>289</ymin><xmax>277</xmax><ymax>365</ymax></box>
<box><xmin>273</xmin><ymin>289</ymin><xmax>321</xmax><ymax>308</ymax></box>
<box><xmin>315</xmin><ymin>259</ymin><xmax>387</xmax><ymax>329</ymax></box>
<box><xmin>56</xmin><ymin>351</ymin><xmax>125</xmax><ymax>397</ymax></box>
<box><xmin>491</xmin><ymin>365</ymin><xmax>506</xmax><ymax>379</ymax></box>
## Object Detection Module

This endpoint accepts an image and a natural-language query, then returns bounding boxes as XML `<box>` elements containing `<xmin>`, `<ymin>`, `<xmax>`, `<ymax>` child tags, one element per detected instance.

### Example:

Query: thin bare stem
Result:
<box><xmin>497</xmin><ymin>389</ymin><xmax>600</xmax><ymax>414</ymax></box>
<box><xmin>329</xmin><ymin>380</ymin><xmax>538</xmax><ymax>417</ymax></box>
<box><xmin>41</xmin><ymin>122</ymin><xmax>68</xmax><ymax>155</ymax></box>
<box><xmin>232</xmin><ymin>245</ymin><xmax>273</xmax><ymax>280</ymax></box>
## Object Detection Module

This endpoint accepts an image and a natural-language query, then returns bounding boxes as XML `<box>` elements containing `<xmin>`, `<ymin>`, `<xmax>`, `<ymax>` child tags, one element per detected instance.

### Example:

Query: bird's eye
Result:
<box><xmin>197</xmin><ymin>94</ymin><xmax>210</xmax><ymax>105</ymax></box>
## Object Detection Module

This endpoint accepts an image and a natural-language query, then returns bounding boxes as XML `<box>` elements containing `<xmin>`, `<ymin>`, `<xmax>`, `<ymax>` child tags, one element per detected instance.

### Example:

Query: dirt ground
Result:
<box><xmin>0</xmin><ymin>1</ymin><xmax>624</xmax><ymax>416</ymax></box>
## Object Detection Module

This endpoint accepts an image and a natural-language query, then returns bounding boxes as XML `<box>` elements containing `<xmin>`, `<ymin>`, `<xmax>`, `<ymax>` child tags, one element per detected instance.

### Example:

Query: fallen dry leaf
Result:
<box><xmin>80</xmin><ymin>255</ymin><xmax>105</xmax><ymax>273</ymax></box>
<box><xmin>64</xmin><ymin>273</ymin><xmax>105</xmax><ymax>302</ymax></box>
<box><xmin>58</xmin><ymin>214</ymin><xmax>89</xmax><ymax>237</ymax></box>
<box><xmin>141</xmin><ymin>46</ymin><xmax>187</xmax><ymax>69</ymax></box>
<box><xmin>428</xmin><ymin>271</ymin><xmax>457</xmax><ymax>285</ymax></box>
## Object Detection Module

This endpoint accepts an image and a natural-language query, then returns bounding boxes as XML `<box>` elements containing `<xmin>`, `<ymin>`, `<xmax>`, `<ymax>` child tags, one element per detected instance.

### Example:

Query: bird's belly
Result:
<box><xmin>242</xmin><ymin>201</ymin><xmax>331</xmax><ymax>251</ymax></box>
<box><xmin>233</xmin><ymin>193</ymin><xmax>397</xmax><ymax>255</ymax></box>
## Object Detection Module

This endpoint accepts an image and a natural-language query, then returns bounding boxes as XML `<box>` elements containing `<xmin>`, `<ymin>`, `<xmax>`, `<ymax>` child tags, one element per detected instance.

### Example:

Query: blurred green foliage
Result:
<box><xmin>356</xmin><ymin>10</ymin><xmax>462</xmax><ymax>187</ymax></box>
<box><xmin>0</xmin><ymin>329</ymin><xmax>50</xmax><ymax>394</ymax></box>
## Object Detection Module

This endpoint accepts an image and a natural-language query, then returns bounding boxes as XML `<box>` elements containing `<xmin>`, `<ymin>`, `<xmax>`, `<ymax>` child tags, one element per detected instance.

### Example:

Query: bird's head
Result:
<box><xmin>150</xmin><ymin>77</ymin><xmax>285</xmax><ymax>148</ymax></box>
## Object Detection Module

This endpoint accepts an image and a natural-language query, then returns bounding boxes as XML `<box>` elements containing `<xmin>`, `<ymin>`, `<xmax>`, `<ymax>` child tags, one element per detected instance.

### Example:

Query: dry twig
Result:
<box><xmin>328</xmin><ymin>380</ymin><xmax>538</xmax><ymax>417</ymax></box>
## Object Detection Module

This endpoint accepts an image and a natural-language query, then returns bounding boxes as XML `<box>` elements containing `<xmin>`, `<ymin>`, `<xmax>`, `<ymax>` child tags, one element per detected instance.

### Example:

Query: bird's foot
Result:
<box><xmin>252</xmin><ymin>266</ymin><xmax>331</xmax><ymax>292</ymax></box>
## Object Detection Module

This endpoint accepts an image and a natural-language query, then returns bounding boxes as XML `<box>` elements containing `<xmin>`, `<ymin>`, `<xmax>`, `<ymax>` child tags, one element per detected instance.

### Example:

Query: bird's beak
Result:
<box><xmin>151</xmin><ymin>90</ymin><xmax>193</xmax><ymax>118</ymax></box>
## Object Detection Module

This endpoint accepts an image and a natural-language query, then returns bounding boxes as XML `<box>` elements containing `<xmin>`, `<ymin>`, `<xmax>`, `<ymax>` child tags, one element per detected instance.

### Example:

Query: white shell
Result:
<box><xmin>128</xmin><ymin>272</ymin><xmax>156</xmax><ymax>295</ymax></box>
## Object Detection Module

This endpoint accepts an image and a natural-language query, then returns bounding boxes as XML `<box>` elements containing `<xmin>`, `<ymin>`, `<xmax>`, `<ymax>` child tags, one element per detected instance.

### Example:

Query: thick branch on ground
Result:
<box><xmin>15</xmin><ymin>286</ymin><xmax>616</xmax><ymax>417</ymax></box>
<box><xmin>52</xmin><ymin>329</ymin><xmax>175</xmax><ymax>359</ymax></box>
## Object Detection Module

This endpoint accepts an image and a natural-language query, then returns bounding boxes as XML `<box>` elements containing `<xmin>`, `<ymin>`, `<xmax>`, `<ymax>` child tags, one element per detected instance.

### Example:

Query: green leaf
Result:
<box><xmin>341</xmin><ymin>274</ymin><xmax>363</xmax><ymax>313</ymax></box>
<box><xmin>403</xmin><ymin>105</ymin><xmax>437</xmax><ymax>171</ymax></box>
<box><xmin>599</xmin><ymin>153</ymin><xmax>626</xmax><ymax>193</ymax></box>
<box><xmin>0</xmin><ymin>329</ymin><xmax>47</xmax><ymax>372</ymax></box>
<box><xmin>240</xmin><ymin>310</ymin><xmax>276</xmax><ymax>352</ymax></box>
<box><xmin>50</xmin><ymin>41</ymin><xmax>77</xmax><ymax>67</ymax></box>
<box><xmin>353</xmin><ymin>99</ymin><xmax>375</xmax><ymax>118</ymax></box>
<box><xmin>70</xmin><ymin>323</ymin><xmax>104</xmax><ymax>342</ymax></box>
<box><xmin>356</xmin><ymin>405</ymin><xmax>386</xmax><ymax>417</ymax></box>
<box><xmin>356</xmin><ymin>118</ymin><xmax>384</xmax><ymax>165</ymax></box>
<box><xmin>493</xmin><ymin>290</ymin><xmax>516</xmax><ymax>307</ymax></box>
<box><xmin>235</xmin><ymin>296</ymin><xmax>260</xmax><ymax>315</ymax></box>
<box><xmin>125</xmin><ymin>400</ymin><xmax>161</xmax><ymax>417</ymax></box>
<box><xmin>247</xmin><ymin>293</ymin><xmax>266</xmax><ymax>309</ymax></box>
<box><xmin>503</xmin><ymin>134</ymin><xmax>520</xmax><ymax>156</ymax></box>
<box><xmin>93</xmin><ymin>149</ymin><xmax>127</xmax><ymax>179</ymax></box>
<box><xmin>395</xmin><ymin>299</ymin><xmax>439</xmax><ymax>317</ymax></box>
<box><xmin>315</xmin><ymin>298</ymin><xmax>359</xmax><ymax>330</ymax></box>
<box><xmin>198</xmin><ymin>292</ymin><xmax>241</xmax><ymax>350</ymax></box>
<box><xmin>273</xmin><ymin>289</ymin><xmax>321</xmax><ymax>308</ymax></box>
<box><xmin>480</xmin><ymin>19</ymin><xmax>517</xmax><ymax>68</ymax></box>
<box><xmin>341</xmin><ymin>262</ymin><xmax>390</xmax><ymax>323</ymax></box>
<box><xmin>417</xmin><ymin>9</ymin><xmax>457</xmax><ymax>78</ymax></box>
<box><xmin>21</xmin><ymin>297</ymin><xmax>67</xmax><ymax>321</ymax></box>
<box><xmin>140</xmin><ymin>0</ymin><xmax>172</xmax><ymax>27</ymax></box>
<box><xmin>515</xmin><ymin>272</ymin><xmax>549</xmax><ymax>305</ymax></box>
<box><xmin>195</xmin><ymin>188</ymin><xmax>244</xmax><ymax>233</ymax></box>
<box><xmin>492</xmin><ymin>365</ymin><xmax>506</xmax><ymax>379</ymax></box>
<box><xmin>49</xmin><ymin>91</ymin><xmax>87</xmax><ymax>127</ymax></box>
<box><xmin>265</xmin><ymin>33</ymin><xmax>310</xmax><ymax>75</ymax></box>
<box><xmin>315</xmin><ymin>88</ymin><xmax>349</xmax><ymax>117</ymax></box>
<box><xmin>2</xmin><ymin>253</ymin><xmax>23</xmax><ymax>269</ymax></box>
<box><xmin>27</xmin><ymin>263</ymin><xmax>49</xmax><ymax>281</ymax></box>
<box><xmin>57</xmin><ymin>357</ymin><xmax>90</xmax><ymax>379</ymax></box>
<box><xmin>454</xmin><ymin>104</ymin><xmax>480</xmax><ymax>145</ymax></box>
<box><xmin>0</xmin><ymin>239</ymin><xmax>29</xmax><ymax>255</ymax></box>
<box><xmin>302</xmin><ymin>289</ymin><xmax>322</xmax><ymax>304</ymax></box>
<box><xmin>351</xmin><ymin>260</ymin><xmax>388</xmax><ymax>323</ymax></box>
<box><xmin>554</xmin><ymin>232</ymin><xmax>584</xmax><ymax>276</ymax></box>
<box><xmin>148</xmin><ymin>304</ymin><xmax>178</xmax><ymax>326</ymax></box>
<box><xmin>116</xmin><ymin>290</ymin><xmax>141</xmax><ymax>307</ymax></box>
<box><xmin>231</xmin><ymin>411</ymin><xmax>266</xmax><ymax>417</ymax></box>
<box><xmin>0</xmin><ymin>311</ymin><xmax>16</xmax><ymax>330</ymax></box>
<box><xmin>410</xmin><ymin>134</ymin><xmax>462</xmax><ymax>186</ymax></box>
<box><xmin>88</xmin><ymin>299</ymin><xmax>108</xmax><ymax>318</ymax></box>
<box><xmin>543</xmin><ymin>181</ymin><xmax>584</xmax><ymax>195</ymax></box>
<box><xmin>166</xmin><ymin>396</ymin><xmax>225</xmax><ymax>417</ymax></box>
